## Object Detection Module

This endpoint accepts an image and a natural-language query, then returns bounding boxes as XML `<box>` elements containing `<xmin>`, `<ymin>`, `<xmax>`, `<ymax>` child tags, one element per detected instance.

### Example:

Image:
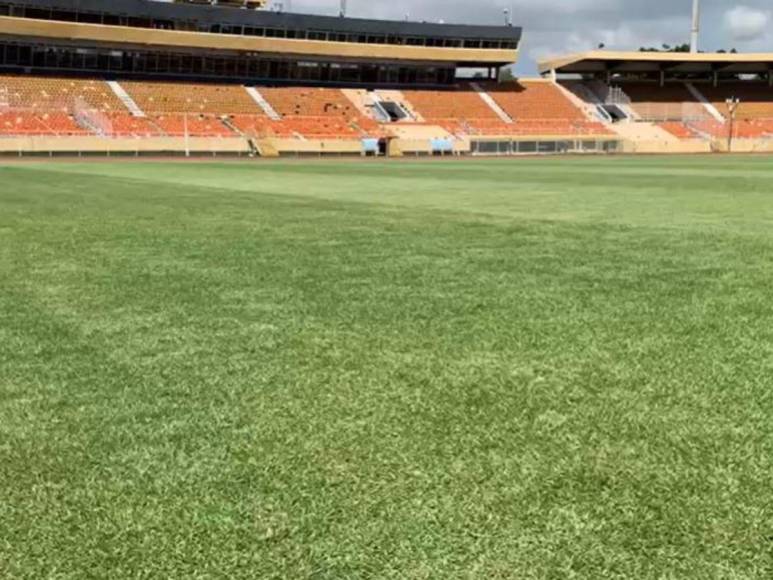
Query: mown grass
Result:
<box><xmin>1</xmin><ymin>156</ymin><xmax>773</xmax><ymax>578</ymax></box>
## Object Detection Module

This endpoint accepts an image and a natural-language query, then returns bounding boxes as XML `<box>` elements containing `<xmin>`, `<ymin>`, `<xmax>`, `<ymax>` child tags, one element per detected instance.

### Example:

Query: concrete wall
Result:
<box><xmin>5</xmin><ymin>134</ymin><xmax>771</xmax><ymax>157</ymax></box>
<box><xmin>262</xmin><ymin>138</ymin><xmax>364</xmax><ymax>155</ymax></box>
<box><xmin>619</xmin><ymin>139</ymin><xmax>713</xmax><ymax>154</ymax></box>
<box><xmin>714</xmin><ymin>139</ymin><xmax>773</xmax><ymax>153</ymax></box>
<box><xmin>0</xmin><ymin>136</ymin><xmax>251</xmax><ymax>154</ymax></box>
<box><xmin>389</xmin><ymin>137</ymin><xmax>470</xmax><ymax>156</ymax></box>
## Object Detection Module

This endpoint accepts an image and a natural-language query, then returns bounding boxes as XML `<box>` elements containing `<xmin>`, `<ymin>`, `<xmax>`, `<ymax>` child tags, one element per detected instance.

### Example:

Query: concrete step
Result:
<box><xmin>244</xmin><ymin>86</ymin><xmax>281</xmax><ymax>120</ymax></box>
<box><xmin>685</xmin><ymin>82</ymin><xmax>726</xmax><ymax>122</ymax></box>
<box><xmin>469</xmin><ymin>82</ymin><xmax>513</xmax><ymax>123</ymax></box>
<box><xmin>374</xmin><ymin>90</ymin><xmax>422</xmax><ymax>122</ymax></box>
<box><xmin>555</xmin><ymin>81</ymin><xmax>612</xmax><ymax>123</ymax></box>
<box><xmin>107</xmin><ymin>80</ymin><xmax>145</xmax><ymax>118</ymax></box>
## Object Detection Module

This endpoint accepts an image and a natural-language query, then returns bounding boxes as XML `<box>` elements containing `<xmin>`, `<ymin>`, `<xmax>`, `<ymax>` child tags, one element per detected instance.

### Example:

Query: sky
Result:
<box><xmin>266</xmin><ymin>0</ymin><xmax>773</xmax><ymax>74</ymax></box>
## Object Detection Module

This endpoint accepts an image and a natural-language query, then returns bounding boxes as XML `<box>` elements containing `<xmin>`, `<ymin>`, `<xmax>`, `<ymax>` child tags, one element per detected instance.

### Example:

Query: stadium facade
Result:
<box><xmin>0</xmin><ymin>0</ymin><xmax>772</xmax><ymax>157</ymax></box>
<box><xmin>0</xmin><ymin>0</ymin><xmax>521</xmax><ymax>84</ymax></box>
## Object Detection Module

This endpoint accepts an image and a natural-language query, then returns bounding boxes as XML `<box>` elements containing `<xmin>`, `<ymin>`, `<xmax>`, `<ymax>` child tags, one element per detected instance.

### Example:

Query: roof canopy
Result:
<box><xmin>539</xmin><ymin>51</ymin><xmax>773</xmax><ymax>76</ymax></box>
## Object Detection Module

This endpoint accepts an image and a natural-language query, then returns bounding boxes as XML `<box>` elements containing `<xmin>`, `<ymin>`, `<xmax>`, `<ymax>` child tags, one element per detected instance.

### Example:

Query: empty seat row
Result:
<box><xmin>229</xmin><ymin>115</ymin><xmax>366</xmax><ymax>139</ymax></box>
<box><xmin>0</xmin><ymin>111</ymin><xmax>88</xmax><ymax>135</ymax></box>
<box><xmin>485</xmin><ymin>81</ymin><xmax>586</xmax><ymax>121</ymax></box>
<box><xmin>120</xmin><ymin>81</ymin><xmax>264</xmax><ymax>115</ymax></box>
<box><xmin>402</xmin><ymin>87</ymin><xmax>500</xmax><ymax>121</ymax></box>
<box><xmin>0</xmin><ymin>74</ymin><xmax>610</xmax><ymax>140</ymax></box>
<box><xmin>259</xmin><ymin>87</ymin><xmax>358</xmax><ymax>119</ymax></box>
<box><xmin>0</xmin><ymin>75</ymin><xmax>125</xmax><ymax>112</ymax></box>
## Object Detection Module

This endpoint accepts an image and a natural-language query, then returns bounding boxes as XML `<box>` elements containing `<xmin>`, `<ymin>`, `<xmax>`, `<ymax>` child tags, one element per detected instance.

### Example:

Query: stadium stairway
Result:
<box><xmin>107</xmin><ymin>81</ymin><xmax>146</xmax><ymax>118</ymax></box>
<box><xmin>469</xmin><ymin>82</ymin><xmax>513</xmax><ymax>123</ymax></box>
<box><xmin>373</xmin><ymin>90</ymin><xmax>423</xmax><ymax>122</ymax></box>
<box><xmin>554</xmin><ymin>81</ymin><xmax>609</xmax><ymax>123</ymax></box>
<box><xmin>244</xmin><ymin>87</ymin><xmax>282</xmax><ymax>120</ymax></box>
<box><xmin>684</xmin><ymin>83</ymin><xmax>725</xmax><ymax>122</ymax></box>
<box><xmin>587</xmin><ymin>80</ymin><xmax>642</xmax><ymax>121</ymax></box>
<box><xmin>560</xmin><ymin>80</ymin><xmax>614</xmax><ymax>122</ymax></box>
<box><xmin>341</xmin><ymin>89</ymin><xmax>398</xmax><ymax>124</ymax></box>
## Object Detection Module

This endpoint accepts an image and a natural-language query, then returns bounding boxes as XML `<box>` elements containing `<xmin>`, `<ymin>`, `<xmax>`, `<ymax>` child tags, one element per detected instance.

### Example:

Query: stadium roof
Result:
<box><xmin>539</xmin><ymin>51</ymin><xmax>773</xmax><ymax>76</ymax></box>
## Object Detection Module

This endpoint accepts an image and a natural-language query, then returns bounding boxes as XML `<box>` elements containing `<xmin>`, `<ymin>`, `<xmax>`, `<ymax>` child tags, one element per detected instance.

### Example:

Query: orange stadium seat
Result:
<box><xmin>151</xmin><ymin>114</ymin><xmax>235</xmax><ymax>137</ymax></box>
<box><xmin>658</xmin><ymin>121</ymin><xmax>699</xmax><ymax>139</ymax></box>
<box><xmin>259</xmin><ymin>87</ymin><xmax>357</xmax><ymax>118</ymax></box>
<box><xmin>0</xmin><ymin>75</ymin><xmax>173</xmax><ymax>137</ymax></box>
<box><xmin>485</xmin><ymin>80</ymin><xmax>586</xmax><ymax>121</ymax></box>
<box><xmin>396</xmin><ymin>83</ymin><xmax>612</xmax><ymax>138</ymax></box>
<box><xmin>103</xmin><ymin>113</ymin><xmax>164</xmax><ymax>137</ymax></box>
<box><xmin>0</xmin><ymin>75</ymin><xmax>125</xmax><ymax>112</ymax></box>
<box><xmin>121</xmin><ymin>81</ymin><xmax>264</xmax><ymax>115</ymax></box>
<box><xmin>229</xmin><ymin>114</ymin><xmax>361</xmax><ymax>139</ymax></box>
<box><xmin>0</xmin><ymin>111</ymin><xmax>88</xmax><ymax>136</ymax></box>
<box><xmin>247</xmin><ymin>87</ymin><xmax>374</xmax><ymax>139</ymax></box>
<box><xmin>614</xmin><ymin>82</ymin><xmax>701</xmax><ymax>121</ymax></box>
<box><xmin>401</xmin><ymin>86</ymin><xmax>500</xmax><ymax>120</ymax></box>
<box><xmin>697</xmin><ymin>82</ymin><xmax>773</xmax><ymax>120</ymax></box>
<box><xmin>0</xmin><ymin>75</ymin><xmax>615</xmax><ymax>141</ymax></box>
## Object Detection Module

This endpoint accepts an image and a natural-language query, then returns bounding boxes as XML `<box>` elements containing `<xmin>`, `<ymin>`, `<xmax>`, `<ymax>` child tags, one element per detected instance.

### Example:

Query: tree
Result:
<box><xmin>639</xmin><ymin>43</ymin><xmax>691</xmax><ymax>53</ymax></box>
<box><xmin>498</xmin><ymin>67</ymin><xmax>515</xmax><ymax>83</ymax></box>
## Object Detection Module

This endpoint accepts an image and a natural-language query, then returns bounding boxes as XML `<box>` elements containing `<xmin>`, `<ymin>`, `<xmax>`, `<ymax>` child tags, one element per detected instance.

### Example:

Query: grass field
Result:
<box><xmin>2</xmin><ymin>156</ymin><xmax>773</xmax><ymax>578</ymax></box>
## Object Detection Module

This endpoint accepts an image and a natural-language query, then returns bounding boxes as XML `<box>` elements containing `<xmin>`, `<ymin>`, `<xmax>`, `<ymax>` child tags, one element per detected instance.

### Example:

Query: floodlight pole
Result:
<box><xmin>690</xmin><ymin>0</ymin><xmax>700</xmax><ymax>53</ymax></box>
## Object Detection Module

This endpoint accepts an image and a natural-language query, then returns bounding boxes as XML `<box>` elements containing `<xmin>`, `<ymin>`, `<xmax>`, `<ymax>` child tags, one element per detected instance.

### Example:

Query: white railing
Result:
<box><xmin>72</xmin><ymin>97</ymin><xmax>113</xmax><ymax>136</ymax></box>
<box><xmin>631</xmin><ymin>102</ymin><xmax>711</xmax><ymax>123</ymax></box>
<box><xmin>606</xmin><ymin>86</ymin><xmax>632</xmax><ymax>107</ymax></box>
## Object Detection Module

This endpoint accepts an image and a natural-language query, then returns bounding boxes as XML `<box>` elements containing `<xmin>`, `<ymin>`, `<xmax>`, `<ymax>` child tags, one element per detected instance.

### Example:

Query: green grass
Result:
<box><xmin>2</xmin><ymin>156</ymin><xmax>773</xmax><ymax>579</ymax></box>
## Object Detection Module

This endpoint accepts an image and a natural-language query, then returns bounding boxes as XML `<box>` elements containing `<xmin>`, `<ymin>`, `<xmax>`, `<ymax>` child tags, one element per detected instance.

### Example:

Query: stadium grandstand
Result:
<box><xmin>540</xmin><ymin>51</ymin><xmax>773</xmax><ymax>153</ymax></box>
<box><xmin>0</xmin><ymin>0</ymin><xmax>619</xmax><ymax>157</ymax></box>
<box><xmin>1</xmin><ymin>0</ymin><xmax>773</xmax><ymax>156</ymax></box>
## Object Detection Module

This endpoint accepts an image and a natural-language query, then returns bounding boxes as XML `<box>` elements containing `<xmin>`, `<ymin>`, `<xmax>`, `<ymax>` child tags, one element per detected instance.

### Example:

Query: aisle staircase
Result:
<box><xmin>107</xmin><ymin>81</ymin><xmax>146</xmax><ymax>117</ymax></box>
<box><xmin>374</xmin><ymin>90</ymin><xmax>422</xmax><ymax>121</ymax></box>
<box><xmin>685</xmin><ymin>82</ymin><xmax>726</xmax><ymax>122</ymax></box>
<box><xmin>470</xmin><ymin>82</ymin><xmax>513</xmax><ymax>123</ymax></box>
<box><xmin>244</xmin><ymin>86</ymin><xmax>281</xmax><ymax>120</ymax></box>
<box><xmin>557</xmin><ymin>81</ymin><xmax>612</xmax><ymax>122</ymax></box>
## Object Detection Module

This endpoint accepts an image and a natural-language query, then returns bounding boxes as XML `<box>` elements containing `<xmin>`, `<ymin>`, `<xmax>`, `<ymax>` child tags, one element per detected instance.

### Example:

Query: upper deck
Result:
<box><xmin>0</xmin><ymin>0</ymin><xmax>521</xmax><ymax>67</ymax></box>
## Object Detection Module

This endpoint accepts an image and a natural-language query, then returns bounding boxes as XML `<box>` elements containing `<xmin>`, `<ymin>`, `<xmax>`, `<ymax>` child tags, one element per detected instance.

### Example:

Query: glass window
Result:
<box><xmin>78</xmin><ymin>12</ymin><xmax>102</xmax><ymax>24</ymax></box>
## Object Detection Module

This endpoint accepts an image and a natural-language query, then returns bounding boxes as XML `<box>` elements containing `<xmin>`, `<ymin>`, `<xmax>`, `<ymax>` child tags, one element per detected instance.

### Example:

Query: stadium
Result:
<box><xmin>1</xmin><ymin>0</ymin><xmax>773</xmax><ymax>155</ymax></box>
<box><xmin>2</xmin><ymin>0</ymin><xmax>773</xmax><ymax>578</ymax></box>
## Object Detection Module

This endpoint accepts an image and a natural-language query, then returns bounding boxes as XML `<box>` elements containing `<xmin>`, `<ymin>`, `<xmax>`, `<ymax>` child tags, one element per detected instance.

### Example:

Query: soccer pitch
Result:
<box><xmin>2</xmin><ymin>156</ymin><xmax>772</xmax><ymax>578</ymax></box>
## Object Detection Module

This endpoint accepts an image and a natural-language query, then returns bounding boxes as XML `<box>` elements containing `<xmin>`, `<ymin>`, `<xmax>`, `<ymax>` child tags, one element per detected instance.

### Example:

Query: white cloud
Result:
<box><xmin>724</xmin><ymin>6</ymin><xmax>769</xmax><ymax>42</ymax></box>
<box><xmin>161</xmin><ymin>1</ymin><xmax>773</xmax><ymax>72</ymax></box>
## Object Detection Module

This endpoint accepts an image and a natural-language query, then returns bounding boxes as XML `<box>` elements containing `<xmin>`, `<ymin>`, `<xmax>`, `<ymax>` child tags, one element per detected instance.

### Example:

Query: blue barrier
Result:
<box><xmin>362</xmin><ymin>138</ymin><xmax>379</xmax><ymax>153</ymax></box>
<box><xmin>430</xmin><ymin>138</ymin><xmax>454</xmax><ymax>153</ymax></box>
